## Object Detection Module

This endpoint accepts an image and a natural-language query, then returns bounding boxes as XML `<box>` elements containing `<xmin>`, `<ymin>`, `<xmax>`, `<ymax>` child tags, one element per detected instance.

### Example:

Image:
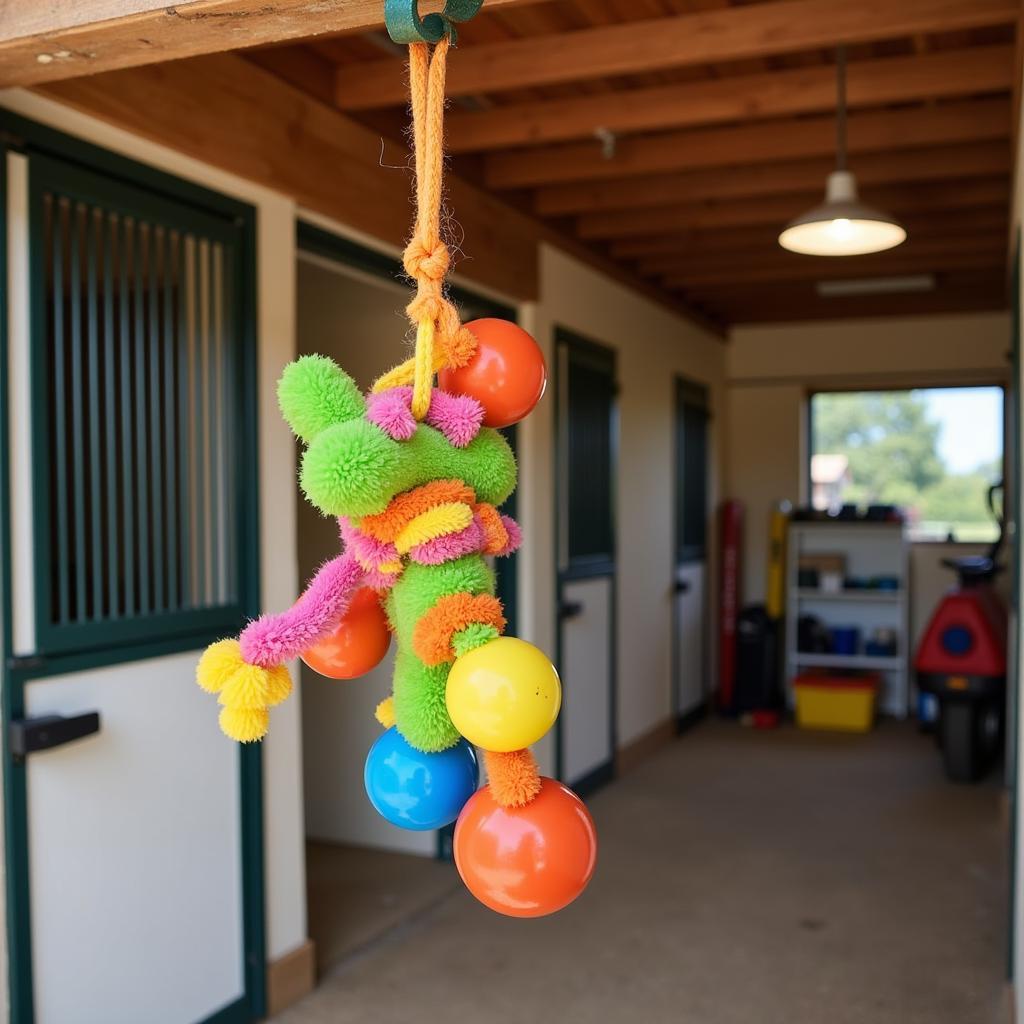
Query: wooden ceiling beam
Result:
<box><xmin>0</xmin><ymin>0</ymin><xmax>541</xmax><ymax>88</ymax></box>
<box><xmin>578</xmin><ymin>179</ymin><xmax>1010</xmax><ymax>239</ymax></box>
<box><xmin>485</xmin><ymin>98</ymin><xmax>1012</xmax><ymax>189</ymax></box>
<box><xmin>535</xmin><ymin>142</ymin><xmax>1011</xmax><ymax>216</ymax></box>
<box><xmin>696</xmin><ymin>271</ymin><xmax>1007</xmax><ymax>323</ymax></box>
<box><xmin>639</xmin><ymin>234</ymin><xmax>1008</xmax><ymax>278</ymax></box>
<box><xmin>608</xmin><ymin>209</ymin><xmax>1011</xmax><ymax>260</ymax></box>
<box><xmin>335</xmin><ymin>0</ymin><xmax>1017</xmax><ymax>109</ymax></box>
<box><xmin>660</xmin><ymin>250</ymin><xmax>1006</xmax><ymax>289</ymax></box>
<box><xmin>446</xmin><ymin>45</ymin><xmax>1013</xmax><ymax>153</ymax></box>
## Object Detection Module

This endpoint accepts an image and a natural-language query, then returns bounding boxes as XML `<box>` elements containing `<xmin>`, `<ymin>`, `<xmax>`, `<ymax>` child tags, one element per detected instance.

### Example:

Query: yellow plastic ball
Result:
<box><xmin>446</xmin><ymin>637</ymin><xmax>561</xmax><ymax>752</ymax></box>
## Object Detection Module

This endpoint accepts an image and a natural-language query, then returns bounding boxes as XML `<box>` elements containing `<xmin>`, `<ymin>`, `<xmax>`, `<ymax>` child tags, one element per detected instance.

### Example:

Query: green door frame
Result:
<box><xmin>0</xmin><ymin>110</ymin><xmax>265</xmax><ymax>1024</ymax></box>
<box><xmin>295</xmin><ymin>220</ymin><xmax>519</xmax><ymax>860</ymax></box>
<box><xmin>671</xmin><ymin>375</ymin><xmax>711</xmax><ymax>732</ymax></box>
<box><xmin>553</xmin><ymin>326</ymin><xmax>618</xmax><ymax>797</ymax></box>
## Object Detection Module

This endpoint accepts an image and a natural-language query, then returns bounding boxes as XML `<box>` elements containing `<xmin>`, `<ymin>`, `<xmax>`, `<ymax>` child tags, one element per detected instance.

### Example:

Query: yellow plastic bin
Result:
<box><xmin>793</xmin><ymin>673</ymin><xmax>879</xmax><ymax>733</ymax></box>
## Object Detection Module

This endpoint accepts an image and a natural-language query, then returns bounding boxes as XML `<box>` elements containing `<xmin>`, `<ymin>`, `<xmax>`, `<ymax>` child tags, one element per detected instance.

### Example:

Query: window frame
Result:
<box><xmin>806</xmin><ymin>382</ymin><xmax>1007</xmax><ymax>546</ymax></box>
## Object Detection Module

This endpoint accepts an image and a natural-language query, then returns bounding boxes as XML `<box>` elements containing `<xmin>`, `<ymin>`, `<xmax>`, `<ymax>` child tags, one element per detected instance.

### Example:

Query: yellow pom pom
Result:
<box><xmin>219</xmin><ymin>662</ymin><xmax>273</xmax><ymax>709</ymax></box>
<box><xmin>219</xmin><ymin>706</ymin><xmax>269</xmax><ymax>743</ymax></box>
<box><xmin>375</xmin><ymin>696</ymin><xmax>396</xmax><ymax>729</ymax></box>
<box><xmin>264</xmin><ymin>664</ymin><xmax>292</xmax><ymax>707</ymax></box>
<box><xmin>197</xmin><ymin>638</ymin><xmax>243</xmax><ymax>694</ymax></box>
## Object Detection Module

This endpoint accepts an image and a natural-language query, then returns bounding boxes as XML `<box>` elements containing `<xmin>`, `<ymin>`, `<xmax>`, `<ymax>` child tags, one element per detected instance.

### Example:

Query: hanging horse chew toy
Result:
<box><xmin>196</xmin><ymin>3</ymin><xmax>597</xmax><ymax>918</ymax></box>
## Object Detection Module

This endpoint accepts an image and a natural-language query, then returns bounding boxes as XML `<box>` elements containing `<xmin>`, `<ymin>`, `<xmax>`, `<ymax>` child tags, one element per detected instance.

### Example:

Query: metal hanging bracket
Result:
<box><xmin>384</xmin><ymin>0</ymin><xmax>484</xmax><ymax>44</ymax></box>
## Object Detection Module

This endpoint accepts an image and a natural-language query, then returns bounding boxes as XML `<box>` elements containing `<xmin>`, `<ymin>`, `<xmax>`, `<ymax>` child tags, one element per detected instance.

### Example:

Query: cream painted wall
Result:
<box><xmin>0</xmin><ymin>90</ymin><xmax>308</xmax><ymax>965</ymax></box>
<box><xmin>523</xmin><ymin>245</ymin><xmax>726</xmax><ymax>754</ymax></box>
<box><xmin>726</xmin><ymin>312</ymin><xmax>1011</xmax><ymax>605</ymax></box>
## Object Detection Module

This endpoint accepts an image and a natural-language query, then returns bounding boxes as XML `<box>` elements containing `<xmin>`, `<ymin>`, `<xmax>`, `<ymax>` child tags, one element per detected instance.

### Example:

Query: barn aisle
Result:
<box><xmin>276</xmin><ymin>721</ymin><xmax>1007</xmax><ymax>1024</ymax></box>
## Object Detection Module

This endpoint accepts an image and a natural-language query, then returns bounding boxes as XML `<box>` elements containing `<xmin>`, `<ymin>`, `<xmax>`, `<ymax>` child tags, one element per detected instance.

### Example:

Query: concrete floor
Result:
<box><xmin>306</xmin><ymin>841</ymin><xmax>460</xmax><ymax>974</ymax></box>
<box><xmin>277</xmin><ymin>720</ymin><xmax>1008</xmax><ymax>1024</ymax></box>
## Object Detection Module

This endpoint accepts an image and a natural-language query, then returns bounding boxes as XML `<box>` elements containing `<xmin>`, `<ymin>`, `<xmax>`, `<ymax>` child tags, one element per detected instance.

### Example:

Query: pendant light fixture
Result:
<box><xmin>778</xmin><ymin>47</ymin><xmax>907</xmax><ymax>256</ymax></box>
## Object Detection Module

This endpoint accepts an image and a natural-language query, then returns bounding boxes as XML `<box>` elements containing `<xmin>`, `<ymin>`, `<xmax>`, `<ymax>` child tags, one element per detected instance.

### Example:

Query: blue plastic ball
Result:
<box><xmin>364</xmin><ymin>727</ymin><xmax>479</xmax><ymax>831</ymax></box>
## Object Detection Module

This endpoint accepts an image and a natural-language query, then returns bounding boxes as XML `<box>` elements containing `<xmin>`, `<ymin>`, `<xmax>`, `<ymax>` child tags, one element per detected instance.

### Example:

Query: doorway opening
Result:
<box><xmin>294</xmin><ymin>223</ymin><xmax>517</xmax><ymax>980</ymax></box>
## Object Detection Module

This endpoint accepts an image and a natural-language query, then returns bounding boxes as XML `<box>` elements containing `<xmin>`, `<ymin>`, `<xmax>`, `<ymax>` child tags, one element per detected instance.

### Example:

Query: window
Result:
<box><xmin>809</xmin><ymin>387</ymin><xmax>1004</xmax><ymax>543</ymax></box>
<box><xmin>29</xmin><ymin>152</ymin><xmax>257</xmax><ymax>655</ymax></box>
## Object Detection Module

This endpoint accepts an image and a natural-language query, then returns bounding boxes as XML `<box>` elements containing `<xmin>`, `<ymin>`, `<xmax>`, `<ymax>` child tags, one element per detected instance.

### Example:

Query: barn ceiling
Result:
<box><xmin>248</xmin><ymin>0</ymin><xmax>1018</xmax><ymax>326</ymax></box>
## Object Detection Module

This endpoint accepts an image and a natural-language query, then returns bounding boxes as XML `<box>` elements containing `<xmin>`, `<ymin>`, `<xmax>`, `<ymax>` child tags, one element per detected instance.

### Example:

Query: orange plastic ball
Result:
<box><xmin>438</xmin><ymin>318</ymin><xmax>547</xmax><ymax>428</ymax></box>
<box><xmin>453</xmin><ymin>777</ymin><xmax>597</xmax><ymax>917</ymax></box>
<box><xmin>301</xmin><ymin>588</ymin><xmax>391</xmax><ymax>679</ymax></box>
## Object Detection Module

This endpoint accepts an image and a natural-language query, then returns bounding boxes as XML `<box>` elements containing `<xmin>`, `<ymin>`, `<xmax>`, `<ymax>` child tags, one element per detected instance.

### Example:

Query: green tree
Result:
<box><xmin>814</xmin><ymin>391</ymin><xmax>945</xmax><ymax>503</ymax></box>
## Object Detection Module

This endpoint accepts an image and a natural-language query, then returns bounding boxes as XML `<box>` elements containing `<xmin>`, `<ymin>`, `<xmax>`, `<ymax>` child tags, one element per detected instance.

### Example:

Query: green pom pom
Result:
<box><xmin>301</xmin><ymin>419</ymin><xmax>404</xmax><ymax>517</ymax></box>
<box><xmin>452</xmin><ymin>622</ymin><xmax>499</xmax><ymax>658</ymax></box>
<box><xmin>392</xmin><ymin>650</ymin><xmax>460</xmax><ymax>751</ymax></box>
<box><xmin>278</xmin><ymin>355</ymin><xmax>365</xmax><ymax>443</ymax></box>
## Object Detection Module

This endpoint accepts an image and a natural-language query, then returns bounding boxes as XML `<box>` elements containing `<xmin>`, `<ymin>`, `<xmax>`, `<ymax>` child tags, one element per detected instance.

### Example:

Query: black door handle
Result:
<box><xmin>674</xmin><ymin>580</ymin><xmax>691</xmax><ymax>593</ymax></box>
<box><xmin>10</xmin><ymin>712</ymin><xmax>100</xmax><ymax>758</ymax></box>
<box><xmin>559</xmin><ymin>600</ymin><xmax>584</xmax><ymax>620</ymax></box>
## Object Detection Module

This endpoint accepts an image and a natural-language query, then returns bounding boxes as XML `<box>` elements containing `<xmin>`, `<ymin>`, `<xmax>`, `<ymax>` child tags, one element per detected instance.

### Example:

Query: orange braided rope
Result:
<box><xmin>372</xmin><ymin>38</ymin><xmax>479</xmax><ymax>418</ymax></box>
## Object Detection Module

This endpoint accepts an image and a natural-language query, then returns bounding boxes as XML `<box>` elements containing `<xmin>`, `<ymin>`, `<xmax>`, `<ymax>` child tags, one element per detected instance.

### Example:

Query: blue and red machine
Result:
<box><xmin>914</xmin><ymin>484</ymin><xmax>1007</xmax><ymax>782</ymax></box>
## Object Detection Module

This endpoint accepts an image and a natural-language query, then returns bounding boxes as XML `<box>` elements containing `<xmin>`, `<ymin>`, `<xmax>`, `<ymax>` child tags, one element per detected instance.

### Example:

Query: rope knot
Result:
<box><xmin>407</xmin><ymin>292</ymin><xmax>444</xmax><ymax>324</ymax></box>
<box><xmin>403</xmin><ymin>238</ymin><xmax>449</xmax><ymax>282</ymax></box>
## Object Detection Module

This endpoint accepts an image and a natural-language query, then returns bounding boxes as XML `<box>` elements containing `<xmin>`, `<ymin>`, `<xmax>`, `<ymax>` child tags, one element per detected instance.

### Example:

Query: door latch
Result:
<box><xmin>9</xmin><ymin>712</ymin><xmax>100</xmax><ymax>758</ymax></box>
<box><xmin>559</xmin><ymin>599</ymin><xmax>585</xmax><ymax>620</ymax></box>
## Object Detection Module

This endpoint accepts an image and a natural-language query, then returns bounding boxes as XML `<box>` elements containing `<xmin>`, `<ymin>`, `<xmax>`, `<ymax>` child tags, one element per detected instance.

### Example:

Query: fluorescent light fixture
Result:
<box><xmin>779</xmin><ymin>49</ymin><xmax>906</xmax><ymax>257</ymax></box>
<box><xmin>816</xmin><ymin>275</ymin><xmax>935</xmax><ymax>298</ymax></box>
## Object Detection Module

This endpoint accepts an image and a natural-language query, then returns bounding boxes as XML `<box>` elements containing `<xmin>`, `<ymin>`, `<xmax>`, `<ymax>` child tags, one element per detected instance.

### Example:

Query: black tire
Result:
<box><xmin>940</xmin><ymin>702</ymin><xmax>984</xmax><ymax>782</ymax></box>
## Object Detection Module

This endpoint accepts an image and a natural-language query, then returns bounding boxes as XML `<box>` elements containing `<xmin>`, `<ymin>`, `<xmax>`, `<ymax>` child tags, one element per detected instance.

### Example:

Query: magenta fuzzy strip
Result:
<box><xmin>240</xmin><ymin>553</ymin><xmax>365</xmax><ymax>667</ymax></box>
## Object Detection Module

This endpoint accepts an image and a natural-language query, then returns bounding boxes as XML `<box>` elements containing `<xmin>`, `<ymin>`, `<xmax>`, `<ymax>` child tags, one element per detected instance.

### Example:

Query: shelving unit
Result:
<box><xmin>784</xmin><ymin>521</ymin><xmax>909</xmax><ymax>717</ymax></box>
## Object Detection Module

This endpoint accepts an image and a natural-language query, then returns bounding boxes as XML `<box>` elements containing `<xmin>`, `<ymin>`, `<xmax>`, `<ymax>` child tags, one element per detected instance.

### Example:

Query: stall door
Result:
<box><xmin>556</xmin><ymin>331</ymin><xmax>616</xmax><ymax>795</ymax></box>
<box><xmin>674</xmin><ymin>377</ymin><xmax>710</xmax><ymax>722</ymax></box>
<box><xmin>2</xmin><ymin>132</ymin><xmax>262</xmax><ymax>1024</ymax></box>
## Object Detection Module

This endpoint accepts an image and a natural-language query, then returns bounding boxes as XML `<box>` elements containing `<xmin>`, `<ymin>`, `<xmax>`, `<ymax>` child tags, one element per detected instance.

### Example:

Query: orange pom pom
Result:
<box><xmin>483</xmin><ymin>749</ymin><xmax>541</xmax><ymax>808</ymax></box>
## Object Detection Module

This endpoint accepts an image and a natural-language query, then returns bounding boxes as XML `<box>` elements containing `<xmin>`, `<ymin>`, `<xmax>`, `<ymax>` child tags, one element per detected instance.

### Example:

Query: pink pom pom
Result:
<box><xmin>495</xmin><ymin>514</ymin><xmax>522</xmax><ymax>556</ymax></box>
<box><xmin>366</xmin><ymin>387</ymin><xmax>416</xmax><ymax>441</ymax></box>
<box><xmin>427</xmin><ymin>390</ymin><xmax>484</xmax><ymax>448</ymax></box>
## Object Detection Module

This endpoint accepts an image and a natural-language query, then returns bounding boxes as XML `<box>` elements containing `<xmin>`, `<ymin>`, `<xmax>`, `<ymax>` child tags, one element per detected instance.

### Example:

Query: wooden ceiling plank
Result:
<box><xmin>720</xmin><ymin>284</ymin><xmax>1007</xmax><ymax>324</ymax></box>
<box><xmin>485</xmin><ymin>97</ymin><xmax>1012</xmax><ymax>188</ymax></box>
<box><xmin>535</xmin><ymin>141</ymin><xmax>1011</xmax><ymax>215</ymax></box>
<box><xmin>446</xmin><ymin>44</ymin><xmax>1013</xmax><ymax>152</ymax></box>
<box><xmin>640</xmin><ymin>234</ymin><xmax>1008</xmax><ymax>277</ymax></box>
<box><xmin>0</xmin><ymin>0</ymin><xmax>544</xmax><ymax>88</ymax></box>
<box><xmin>609</xmin><ymin>208</ymin><xmax>1010</xmax><ymax>258</ymax></box>
<box><xmin>660</xmin><ymin>251</ymin><xmax>1007</xmax><ymax>288</ymax></box>
<box><xmin>577</xmin><ymin>178</ymin><xmax>1011</xmax><ymax>238</ymax></box>
<box><xmin>335</xmin><ymin>0</ymin><xmax>1018</xmax><ymax>109</ymax></box>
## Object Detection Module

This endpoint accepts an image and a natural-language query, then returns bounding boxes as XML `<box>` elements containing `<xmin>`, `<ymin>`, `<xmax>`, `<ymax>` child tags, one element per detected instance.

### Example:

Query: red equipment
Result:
<box><xmin>913</xmin><ymin>484</ymin><xmax>1007</xmax><ymax>782</ymax></box>
<box><xmin>915</xmin><ymin>588</ymin><xmax>1006</xmax><ymax>682</ymax></box>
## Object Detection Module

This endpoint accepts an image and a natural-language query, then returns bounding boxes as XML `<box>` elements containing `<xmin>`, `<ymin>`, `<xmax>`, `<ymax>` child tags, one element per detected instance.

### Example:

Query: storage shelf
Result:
<box><xmin>793</xmin><ymin>588</ymin><xmax>901</xmax><ymax>603</ymax></box>
<box><xmin>793</xmin><ymin>652</ymin><xmax>903</xmax><ymax>671</ymax></box>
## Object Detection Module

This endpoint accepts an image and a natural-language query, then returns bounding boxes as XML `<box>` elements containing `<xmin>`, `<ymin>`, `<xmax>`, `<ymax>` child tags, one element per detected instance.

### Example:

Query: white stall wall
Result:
<box><xmin>523</xmin><ymin>245</ymin><xmax>727</xmax><ymax>756</ymax></box>
<box><xmin>0</xmin><ymin>89</ymin><xmax>308</xmax><ymax>965</ymax></box>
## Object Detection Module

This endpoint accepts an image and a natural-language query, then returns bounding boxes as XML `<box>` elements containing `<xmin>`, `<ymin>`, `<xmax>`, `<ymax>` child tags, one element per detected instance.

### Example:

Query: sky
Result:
<box><xmin>920</xmin><ymin>386</ymin><xmax>1003</xmax><ymax>475</ymax></box>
